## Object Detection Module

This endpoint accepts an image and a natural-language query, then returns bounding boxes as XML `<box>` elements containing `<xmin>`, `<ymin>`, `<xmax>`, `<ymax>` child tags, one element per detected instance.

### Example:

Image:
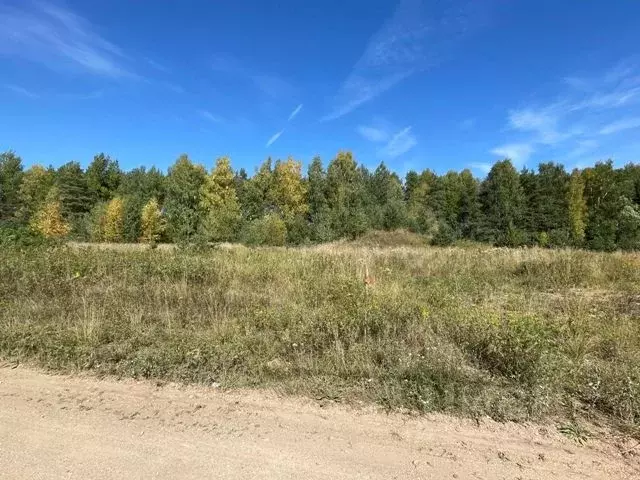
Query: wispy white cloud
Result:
<box><xmin>381</xmin><ymin>126</ymin><xmax>417</xmax><ymax>157</ymax></box>
<box><xmin>567</xmin><ymin>139</ymin><xmax>599</xmax><ymax>158</ymax></box>
<box><xmin>490</xmin><ymin>143</ymin><xmax>534</xmax><ymax>166</ymax></box>
<box><xmin>500</xmin><ymin>59</ymin><xmax>640</xmax><ymax>165</ymax></box>
<box><xmin>469</xmin><ymin>162</ymin><xmax>492</xmax><ymax>174</ymax></box>
<box><xmin>3</xmin><ymin>84</ymin><xmax>39</xmax><ymax>98</ymax></box>
<box><xmin>323</xmin><ymin>0</ymin><xmax>489</xmax><ymax>121</ymax></box>
<box><xmin>357</xmin><ymin>125</ymin><xmax>389</xmax><ymax>143</ymax></box>
<box><xmin>199</xmin><ymin>110</ymin><xmax>224</xmax><ymax>123</ymax></box>
<box><xmin>287</xmin><ymin>104</ymin><xmax>303</xmax><ymax>121</ymax></box>
<box><xmin>599</xmin><ymin>117</ymin><xmax>640</xmax><ymax>135</ymax></box>
<box><xmin>0</xmin><ymin>1</ymin><xmax>133</xmax><ymax>78</ymax></box>
<box><xmin>266</xmin><ymin>130</ymin><xmax>284</xmax><ymax>147</ymax></box>
<box><xmin>507</xmin><ymin>108</ymin><xmax>569</xmax><ymax>145</ymax></box>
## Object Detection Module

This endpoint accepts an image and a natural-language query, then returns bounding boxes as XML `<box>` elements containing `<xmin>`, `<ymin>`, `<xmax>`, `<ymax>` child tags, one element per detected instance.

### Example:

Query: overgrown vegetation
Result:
<box><xmin>1</xmin><ymin>241</ymin><xmax>639</xmax><ymax>433</ymax></box>
<box><xmin>3</xmin><ymin>149</ymin><xmax>640</xmax><ymax>250</ymax></box>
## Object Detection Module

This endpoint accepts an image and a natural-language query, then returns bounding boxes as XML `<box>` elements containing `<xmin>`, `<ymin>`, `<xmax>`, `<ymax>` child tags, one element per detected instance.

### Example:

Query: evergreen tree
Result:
<box><xmin>86</xmin><ymin>153</ymin><xmax>122</xmax><ymax>204</ymax></box>
<box><xmin>479</xmin><ymin>159</ymin><xmax>526</xmax><ymax>245</ymax></box>
<box><xmin>404</xmin><ymin>170</ymin><xmax>420</xmax><ymax>202</ymax></box>
<box><xmin>164</xmin><ymin>154</ymin><xmax>207</xmax><ymax>244</ymax></box>
<box><xmin>56</xmin><ymin>161</ymin><xmax>91</xmax><ymax>218</ymax></box>
<box><xmin>458</xmin><ymin>169</ymin><xmax>480</xmax><ymax>239</ymax></box>
<box><xmin>0</xmin><ymin>150</ymin><xmax>24</xmax><ymax>221</ymax></box>
<box><xmin>521</xmin><ymin>162</ymin><xmax>570</xmax><ymax>245</ymax></box>
<box><xmin>368</xmin><ymin>162</ymin><xmax>406</xmax><ymax>230</ymax></box>
<box><xmin>583</xmin><ymin>161</ymin><xmax>622</xmax><ymax>251</ymax></box>
<box><xmin>201</xmin><ymin>157</ymin><xmax>242</xmax><ymax>242</ymax></box>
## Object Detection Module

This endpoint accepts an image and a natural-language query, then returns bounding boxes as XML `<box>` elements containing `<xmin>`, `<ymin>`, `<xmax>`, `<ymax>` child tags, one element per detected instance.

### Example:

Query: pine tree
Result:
<box><xmin>201</xmin><ymin>157</ymin><xmax>242</xmax><ymax>242</ymax></box>
<box><xmin>56</xmin><ymin>162</ymin><xmax>91</xmax><ymax>218</ymax></box>
<box><xmin>0</xmin><ymin>150</ymin><xmax>24</xmax><ymax>221</ymax></box>
<box><xmin>583</xmin><ymin>161</ymin><xmax>622</xmax><ymax>251</ymax></box>
<box><xmin>31</xmin><ymin>187</ymin><xmax>70</xmax><ymax>238</ymax></box>
<box><xmin>86</xmin><ymin>153</ymin><xmax>122</xmax><ymax>203</ymax></box>
<box><xmin>368</xmin><ymin>162</ymin><xmax>406</xmax><ymax>230</ymax></box>
<box><xmin>103</xmin><ymin>197</ymin><xmax>125</xmax><ymax>242</ymax></box>
<box><xmin>457</xmin><ymin>169</ymin><xmax>480</xmax><ymax>239</ymax></box>
<box><xmin>140</xmin><ymin>197</ymin><xmax>165</xmax><ymax>243</ymax></box>
<box><xmin>479</xmin><ymin>159</ymin><xmax>525</xmax><ymax>245</ymax></box>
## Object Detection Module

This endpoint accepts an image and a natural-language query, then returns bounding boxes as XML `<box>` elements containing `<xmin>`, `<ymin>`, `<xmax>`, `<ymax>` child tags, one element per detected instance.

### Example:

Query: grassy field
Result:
<box><xmin>1</xmin><ymin>236</ymin><xmax>639</xmax><ymax>434</ymax></box>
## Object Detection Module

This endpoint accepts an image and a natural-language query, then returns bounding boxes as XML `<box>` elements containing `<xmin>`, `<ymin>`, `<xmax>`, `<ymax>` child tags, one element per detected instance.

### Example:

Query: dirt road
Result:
<box><xmin>0</xmin><ymin>366</ymin><xmax>637</xmax><ymax>479</ymax></box>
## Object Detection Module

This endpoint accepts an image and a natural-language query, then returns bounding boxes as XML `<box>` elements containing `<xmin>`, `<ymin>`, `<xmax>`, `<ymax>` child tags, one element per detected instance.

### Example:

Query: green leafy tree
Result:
<box><xmin>17</xmin><ymin>165</ymin><xmax>54</xmax><ymax>222</ymax></box>
<box><xmin>201</xmin><ymin>157</ymin><xmax>242</xmax><ymax>242</ymax></box>
<box><xmin>0</xmin><ymin>150</ymin><xmax>24</xmax><ymax>221</ymax></box>
<box><xmin>118</xmin><ymin>167</ymin><xmax>165</xmax><ymax>242</ymax></box>
<box><xmin>307</xmin><ymin>156</ymin><xmax>333</xmax><ymax>241</ymax></box>
<box><xmin>617</xmin><ymin>201</ymin><xmax>640</xmax><ymax>250</ymax></box>
<box><xmin>164</xmin><ymin>154</ymin><xmax>207</xmax><ymax>244</ymax></box>
<box><xmin>325</xmin><ymin>151</ymin><xmax>370</xmax><ymax>238</ymax></box>
<box><xmin>567</xmin><ymin>169</ymin><xmax>587</xmax><ymax>246</ymax></box>
<box><xmin>479</xmin><ymin>159</ymin><xmax>526</xmax><ymax>245</ymax></box>
<box><xmin>405</xmin><ymin>169</ymin><xmax>438</xmax><ymax>234</ymax></box>
<box><xmin>241</xmin><ymin>158</ymin><xmax>274</xmax><ymax>221</ymax></box>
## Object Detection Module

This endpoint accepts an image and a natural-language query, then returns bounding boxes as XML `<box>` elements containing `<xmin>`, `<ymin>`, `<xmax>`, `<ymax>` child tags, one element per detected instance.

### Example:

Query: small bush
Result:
<box><xmin>242</xmin><ymin>213</ymin><xmax>287</xmax><ymax>246</ymax></box>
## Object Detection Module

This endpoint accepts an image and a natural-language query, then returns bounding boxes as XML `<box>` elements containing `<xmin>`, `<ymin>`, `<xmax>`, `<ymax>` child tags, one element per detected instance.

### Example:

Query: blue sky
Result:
<box><xmin>2</xmin><ymin>0</ymin><xmax>640</xmax><ymax>176</ymax></box>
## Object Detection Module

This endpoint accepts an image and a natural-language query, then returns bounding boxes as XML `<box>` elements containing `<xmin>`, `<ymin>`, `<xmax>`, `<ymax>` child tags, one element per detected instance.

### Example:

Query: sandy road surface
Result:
<box><xmin>0</xmin><ymin>366</ymin><xmax>637</xmax><ymax>479</ymax></box>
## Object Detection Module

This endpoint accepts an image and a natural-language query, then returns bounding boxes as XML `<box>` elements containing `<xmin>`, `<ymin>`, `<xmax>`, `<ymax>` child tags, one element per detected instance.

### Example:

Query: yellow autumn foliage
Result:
<box><xmin>140</xmin><ymin>197</ymin><xmax>165</xmax><ymax>243</ymax></box>
<box><xmin>103</xmin><ymin>197</ymin><xmax>125</xmax><ymax>242</ymax></box>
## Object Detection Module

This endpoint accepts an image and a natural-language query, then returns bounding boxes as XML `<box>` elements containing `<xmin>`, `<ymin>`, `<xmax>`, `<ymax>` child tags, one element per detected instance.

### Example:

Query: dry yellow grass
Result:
<box><xmin>1</xmin><ymin>240</ymin><xmax>639</xmax><ymax>435</ymax></box>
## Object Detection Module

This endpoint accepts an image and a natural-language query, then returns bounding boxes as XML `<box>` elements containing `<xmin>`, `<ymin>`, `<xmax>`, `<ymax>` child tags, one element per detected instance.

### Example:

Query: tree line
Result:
<box><xmin>1</xmin><ymin>149</ymin><xmax>640</xmax><ymax>250</ymax></box>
